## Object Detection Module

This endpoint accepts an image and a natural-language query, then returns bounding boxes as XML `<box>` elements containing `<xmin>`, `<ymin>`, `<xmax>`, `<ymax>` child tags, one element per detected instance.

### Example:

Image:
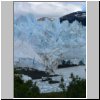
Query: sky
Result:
<box><xmin>14</xmin><ymin>2</ymin><xmax>86</xmax><ymax>18</ymax></box>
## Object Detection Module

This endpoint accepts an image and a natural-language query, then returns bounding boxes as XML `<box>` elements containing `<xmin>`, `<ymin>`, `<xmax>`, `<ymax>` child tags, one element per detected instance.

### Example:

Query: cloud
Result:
<box><xmin>14</xmin><ymin>2</ymin><xmax>86</xmax><ymax>17</ymax></box>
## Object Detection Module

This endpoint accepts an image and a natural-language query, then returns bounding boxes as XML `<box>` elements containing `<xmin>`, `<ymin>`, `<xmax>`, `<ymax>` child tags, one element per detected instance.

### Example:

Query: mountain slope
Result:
<box><xmin>60</xmin><ymin>11</ymin><xmax>86</xmax><ymax>26</ymax></box>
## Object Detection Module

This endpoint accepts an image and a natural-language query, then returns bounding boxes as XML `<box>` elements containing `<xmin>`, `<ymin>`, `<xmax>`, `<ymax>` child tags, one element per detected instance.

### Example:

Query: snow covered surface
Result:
<box><xmin>21</xmin><ymin>66</ymin><xmax>86</xmax><ymax>93</ymax></box>
<box><xmin>55</xmin><ymin>66</ymin><xmax>86</xmax><ymax>79</ymax></box>
<box><xmin>22</xmin><ymin>74</ymin><xmax>32</xmax><ymax>82</ymax></box>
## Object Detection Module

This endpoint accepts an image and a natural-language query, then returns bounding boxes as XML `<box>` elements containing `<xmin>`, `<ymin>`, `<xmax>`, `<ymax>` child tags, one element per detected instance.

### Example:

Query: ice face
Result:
<box><xmin>14</xmin><ymin>13</ymin><xmax>86</xmax><ymax>70</ymax></box>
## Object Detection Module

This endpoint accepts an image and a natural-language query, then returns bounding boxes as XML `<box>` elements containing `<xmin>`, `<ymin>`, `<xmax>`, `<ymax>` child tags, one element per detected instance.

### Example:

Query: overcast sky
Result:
<box><xmin>14</xmin><ymin>2</ymin><xmax>86</xmax><ymax>18</ymax></box>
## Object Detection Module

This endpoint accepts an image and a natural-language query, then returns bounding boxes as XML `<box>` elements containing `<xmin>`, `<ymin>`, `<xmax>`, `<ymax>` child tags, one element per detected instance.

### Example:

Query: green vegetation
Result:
<box><xmin>40</xmin><ymin>92</ymin><xmax>65</xmax><ymax>98</ymax></box>
<box><xmin>66</xmin><ymin>74</ymin><xmax>86</xmax><ymax>98</ymax></box>
<box><xmin>14</xmin><ymin>70</ymin><xmax>86</xmax><ymax>98</ymax></box>
<box><xmin>79</xmin><ymin>60</ymin><xmax>85</xmax><ymax>65</ymax></box>
<box><xmin>59</xmin><ymin>77</ymin><xmax>66</xmax><ymax>92</ymax></box>
<box><xmin>14</xmin><ymin>74</ymin><xmax>40</xmax><ymax>98</ymax></box>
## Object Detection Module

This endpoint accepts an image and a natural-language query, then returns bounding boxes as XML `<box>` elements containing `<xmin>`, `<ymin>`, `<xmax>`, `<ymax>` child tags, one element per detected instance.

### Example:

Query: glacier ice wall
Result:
<box><xmin>14</xmin><ymin>13</ymin><xmax>86</xmax><ymax>70</ymax></box>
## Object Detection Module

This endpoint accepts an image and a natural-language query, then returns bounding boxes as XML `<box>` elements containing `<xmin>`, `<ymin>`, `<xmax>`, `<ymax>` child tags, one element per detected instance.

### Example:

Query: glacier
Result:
<box><xmin>14</xmin><ymin>12</ymin><xmax>86</xmax><ymax>71</ymax></box>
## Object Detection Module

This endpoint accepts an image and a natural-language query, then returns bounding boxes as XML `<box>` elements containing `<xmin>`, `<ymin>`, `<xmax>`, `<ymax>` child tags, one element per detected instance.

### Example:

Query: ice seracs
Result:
<box><xmin>14</xmin><ymin>11</ymin><xmax>86</xmax><ymax>71</ymax></box>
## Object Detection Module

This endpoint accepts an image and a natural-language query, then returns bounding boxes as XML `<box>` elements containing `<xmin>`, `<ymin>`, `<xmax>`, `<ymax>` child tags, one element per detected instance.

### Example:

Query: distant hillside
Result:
<box><xmin>60</xmin><ymin>11</ymin><xmax>86</xmax><ymax>26</ymax></box>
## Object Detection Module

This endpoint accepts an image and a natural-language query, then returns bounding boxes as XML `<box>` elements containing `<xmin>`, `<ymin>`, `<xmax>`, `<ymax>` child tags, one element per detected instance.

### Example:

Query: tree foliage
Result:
<box><xmin>14</xmin><ymin>72</ymin><xmax>86</xmax><ymax>98</ymax></box>
<box><xmin>14</xmin><ymin>74</ymin><xmax>40</xmax><ymax>98</ymax></box>
<box><xmin>65</xmin><ymin>74</ymin><xmax>86</xmax><ymax>98</ymax></box>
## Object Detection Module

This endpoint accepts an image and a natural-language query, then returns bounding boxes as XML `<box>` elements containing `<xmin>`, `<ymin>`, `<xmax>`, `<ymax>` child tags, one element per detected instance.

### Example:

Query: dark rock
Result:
<box><xmin>60</xmin><ymin>11</ymin><xmax>86</xmax><ymax>26</ymax></box>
